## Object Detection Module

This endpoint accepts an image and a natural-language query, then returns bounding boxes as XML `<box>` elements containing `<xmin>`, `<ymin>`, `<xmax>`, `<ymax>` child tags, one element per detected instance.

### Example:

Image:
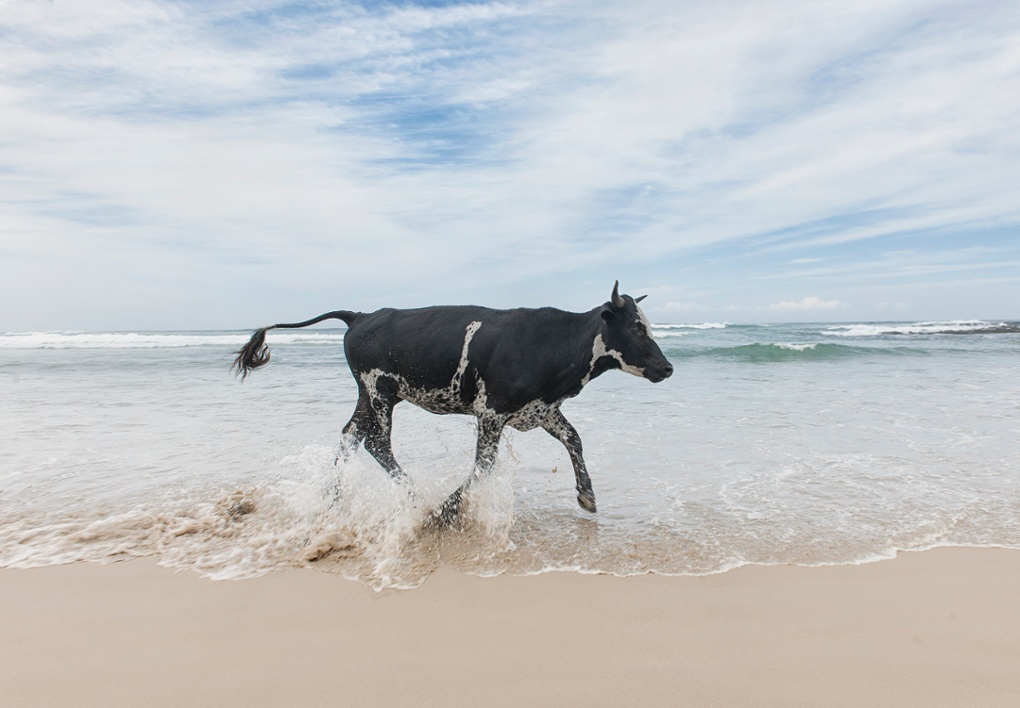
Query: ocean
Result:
<box><xmin>2</xmin><ymin>320</ymin><xmax>1018</xmax><ymax>589</ymax></box>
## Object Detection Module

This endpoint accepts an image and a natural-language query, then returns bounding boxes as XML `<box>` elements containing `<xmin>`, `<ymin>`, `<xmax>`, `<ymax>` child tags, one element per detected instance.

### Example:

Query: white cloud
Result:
<box><xmin>769</xmin><ymin>296</ymin><xmax>844</xmax><ymax>311</ymax></box>
<box><xmin>877</xmin><ymin>302</ymin><xmax>911</xmax><ymax>312</ymax></box>
<box><xmin>660</xmin><ymin>301</ymin><xmax>703</xmax><ymax>313</ymax></box>
<box><xmin>0</xmin><ymin>0</ymin><xmax>1018</xmax><ymax>328</ymax></box>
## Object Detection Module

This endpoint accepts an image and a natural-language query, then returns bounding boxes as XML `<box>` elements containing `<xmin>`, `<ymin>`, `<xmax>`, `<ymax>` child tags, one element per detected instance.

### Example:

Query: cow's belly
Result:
<box><xmin>397</xmin><ymin>379</ymin><xmax>560</xmax><ymax>432</ymax></box>
<box><xmin>398</xmin><ymin>386</ymin><xmax>474</xmax><ymax>416</ymax></box>
<box><xmin>506</xmin><ymin>399</ymin><xmax>558</xmax><ymax>432</ymax></box>
<box><xmin>406</xmin><ymin>394</ymin><xmax>474</xmax><ymax>416</ymax></box>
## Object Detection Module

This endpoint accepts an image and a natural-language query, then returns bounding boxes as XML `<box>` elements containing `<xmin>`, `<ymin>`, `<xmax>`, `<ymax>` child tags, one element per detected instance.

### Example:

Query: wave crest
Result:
<box><xmin>672</xmin><ymin>342</ymin><xmax>921</xmax><ymax>362</ymax></box>
<box><xmin>0</xmin><ymin>331</ymin><xmax>346</xmax><ymax>349</ymax></box>
<box><xmin>825</xmin><ymin>321</ymin><xmax>1020</xmax><ymax>337</ymax></box>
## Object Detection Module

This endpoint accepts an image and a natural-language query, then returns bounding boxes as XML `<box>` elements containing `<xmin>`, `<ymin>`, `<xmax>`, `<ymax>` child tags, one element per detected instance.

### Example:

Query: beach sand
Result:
<box><xmin>2</xmin><ymin>547</ymin><xmax>1019</xmax><ymax>707</ymax></box>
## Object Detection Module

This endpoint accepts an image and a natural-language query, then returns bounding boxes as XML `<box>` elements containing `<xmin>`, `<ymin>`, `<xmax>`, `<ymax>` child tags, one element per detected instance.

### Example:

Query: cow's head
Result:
<box><xmin>598</xmin><ymin>281</ymin><xmax>674</xmax><ymax>383</ymax></box>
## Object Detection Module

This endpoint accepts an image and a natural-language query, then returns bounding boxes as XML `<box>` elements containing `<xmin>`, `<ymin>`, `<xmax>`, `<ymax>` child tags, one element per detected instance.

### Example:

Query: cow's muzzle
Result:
<box><xmin>645</xmin><ymin>362</ymin><xmax>673</xmax><ymax>383</ymax></box>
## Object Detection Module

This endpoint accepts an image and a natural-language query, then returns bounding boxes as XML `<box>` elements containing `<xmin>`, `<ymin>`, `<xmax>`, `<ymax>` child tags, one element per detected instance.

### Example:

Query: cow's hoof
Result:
<box><xmin>328</xmin><ymin>482</ymin><xmax>343</xmax><ymax>506</ymax></box>
<box><xmin>394</xmin><ymin>474</ymin><xmax>417</xmax><ymax>499</ymax></box>
<box><xmin>577</xmin><ymin>491</ymin><xmax>597</xmax><ymax>513</ymax></box>
<box><xmin>426</xmin><ymin>489</ymin><xmax>463</xmax><ymax>529</ymax></box>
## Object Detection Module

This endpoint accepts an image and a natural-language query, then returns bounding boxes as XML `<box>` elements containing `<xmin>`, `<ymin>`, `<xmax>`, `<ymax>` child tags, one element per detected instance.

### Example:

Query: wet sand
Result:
<box><xmin>2</xmin><ymin>547</ymin><xmax>1019</xmax><ymax>707</ymax></box>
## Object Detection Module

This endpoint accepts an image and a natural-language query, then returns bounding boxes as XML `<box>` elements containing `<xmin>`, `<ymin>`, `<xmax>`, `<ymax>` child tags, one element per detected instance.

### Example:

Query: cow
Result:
<box><xmin>232</xmin><ymin>282</ymin><xmax>673</xmax><ymax>524</ymax></box>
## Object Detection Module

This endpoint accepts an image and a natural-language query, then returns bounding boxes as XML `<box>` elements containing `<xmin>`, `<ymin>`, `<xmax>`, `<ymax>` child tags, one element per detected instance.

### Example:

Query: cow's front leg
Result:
<box><xmin>432</xmin><ymin>415</ymin><xmax>505</xmax><ymax>526</ymax></box>
<box><xmin>542</xmin><ymin>409</ymin><xmax>596</xmax><ymax>513</ymax></box>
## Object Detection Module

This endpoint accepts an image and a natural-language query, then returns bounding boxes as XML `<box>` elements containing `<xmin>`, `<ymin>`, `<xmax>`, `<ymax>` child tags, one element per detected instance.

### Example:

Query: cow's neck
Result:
<box><xmin>542</xmin><ymin>309</ymin><xmax>615</xmax><ymax>402</ymax></box>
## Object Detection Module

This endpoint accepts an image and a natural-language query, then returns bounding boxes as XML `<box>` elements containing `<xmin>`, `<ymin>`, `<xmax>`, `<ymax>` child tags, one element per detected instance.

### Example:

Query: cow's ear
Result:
<box><xmin>600</xmin><ymin>306</ymin><xmax>616</xmax><ymax>322</ymax></box>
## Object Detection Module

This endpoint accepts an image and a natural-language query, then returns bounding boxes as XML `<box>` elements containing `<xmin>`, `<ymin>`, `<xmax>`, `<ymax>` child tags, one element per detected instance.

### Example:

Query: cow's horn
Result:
<box><xmin>635</xmin><ymin>294</ymin><xmax>647</xmax><ymax>303</ymax></box>
<box><xmin>611</xmin><ymin>280</ymin><xmax>624</xmax><ymax>308</ymax></box>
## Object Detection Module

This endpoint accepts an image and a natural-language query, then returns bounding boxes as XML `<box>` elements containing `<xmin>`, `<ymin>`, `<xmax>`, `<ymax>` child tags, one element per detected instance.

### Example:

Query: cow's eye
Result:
<box><xmin>632</xmin><ymin>324</ymin><xmax>645</xmax><ymax>337</ymax></box>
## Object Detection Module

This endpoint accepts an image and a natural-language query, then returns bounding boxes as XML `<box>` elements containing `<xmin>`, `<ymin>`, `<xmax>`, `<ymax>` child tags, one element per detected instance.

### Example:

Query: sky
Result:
<box><xmin>1</xmin><ymin>0</ymin><xmax>1019</xmax><ymax>330</ymax></box>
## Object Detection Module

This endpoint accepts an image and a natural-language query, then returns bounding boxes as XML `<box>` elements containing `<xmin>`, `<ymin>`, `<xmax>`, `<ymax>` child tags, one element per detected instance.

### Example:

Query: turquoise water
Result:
<box><xmin>1</xmin><ymin>320</ymin><xmax>1018</xmax><ymax>589</ymax></box>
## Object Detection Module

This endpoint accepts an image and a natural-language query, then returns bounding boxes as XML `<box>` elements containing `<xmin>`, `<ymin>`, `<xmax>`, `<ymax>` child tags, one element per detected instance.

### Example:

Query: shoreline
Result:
<box><xmin>3</xmin><ymin>547</ymin><xmax>1019</xmax><ymax>707</ymax></box>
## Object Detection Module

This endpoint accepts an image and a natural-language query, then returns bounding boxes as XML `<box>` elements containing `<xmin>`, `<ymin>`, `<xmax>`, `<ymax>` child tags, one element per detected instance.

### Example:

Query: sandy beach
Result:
<box><xmin>1</xmin><ymin>547</ymin><xmax>1018</xmax><ymax>707</ymax></box>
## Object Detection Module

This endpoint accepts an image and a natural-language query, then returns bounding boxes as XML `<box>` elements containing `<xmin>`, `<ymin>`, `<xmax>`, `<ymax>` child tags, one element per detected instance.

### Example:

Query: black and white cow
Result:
<box><xmin>233</xmin><ymin>282</ymin><xmax>673</xmax><ymax>523</ymax></box>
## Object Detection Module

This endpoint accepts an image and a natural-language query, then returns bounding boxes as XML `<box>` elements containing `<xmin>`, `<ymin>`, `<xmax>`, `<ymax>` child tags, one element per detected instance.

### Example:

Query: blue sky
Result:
<box><xmin>1</xmin><ymin>0</ymin><xmax>1018</xmax><ymax>330</ymax></box>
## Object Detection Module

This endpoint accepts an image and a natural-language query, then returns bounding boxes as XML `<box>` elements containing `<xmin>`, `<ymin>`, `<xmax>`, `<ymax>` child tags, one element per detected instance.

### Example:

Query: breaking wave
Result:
<box><xmin>0</xmin><ymin>330</ymin><xmax>346</xmax><ymax>349</ymax></box>
<box><xmin>652</xmin><ymin>322</ymin><xmax>729</xmax><ymax>331</ymax></box>
<box><xmin>651</xmin><ymin>323</ymin><xmax>731</xmax><ymax>339</ymax></box>
<box><xmin>667</xmin><ymin>342</ymin><xmax>924</xmax><ymax>362</ymax></box>
<box><xmin>824</xmin><ymin>321</ymin><xmax>1020</xmax><ymax>337</ymax></box>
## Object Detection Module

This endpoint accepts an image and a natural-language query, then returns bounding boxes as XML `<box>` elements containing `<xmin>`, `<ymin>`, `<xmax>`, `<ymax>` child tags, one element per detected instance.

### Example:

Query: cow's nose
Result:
<box><xmin>663</xmin><ymin>362</ymin><xmax>674</xmax><ymax>377</ymax></box>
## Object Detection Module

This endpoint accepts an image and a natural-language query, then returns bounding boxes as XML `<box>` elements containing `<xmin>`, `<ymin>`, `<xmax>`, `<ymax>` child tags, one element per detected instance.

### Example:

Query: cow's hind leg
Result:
<box><xmin>339</xmin><ymin>376</ymin><xmax>409</xmax><ymax>484</ymax></box>
<box><xmin>330</xmin><ymin>386</ymin><xmax>410</xmax><ymax>505</ymax></box>
<box><xmin>336</xmin><ymin>393</ymin><xmax>373</xmax><ymax>463</ymax></box>
<box><xmin>362</xmin><ymin>396</ymin><xmax>408</xmax><ymax>483</ymax></box>
<box><xmin>542</xmin><ymin>409</ymin><xmax>596</xmax><ymax>513</ymax></box>
<box><xmin>330</xmin><ymin>393</ymin><xmax>386</xmax><ymax>504</ymax></box>
<box><xmin>432</xmin><ymin>415</ymin><xmax>505</xmax><ymax>526</ymax></box>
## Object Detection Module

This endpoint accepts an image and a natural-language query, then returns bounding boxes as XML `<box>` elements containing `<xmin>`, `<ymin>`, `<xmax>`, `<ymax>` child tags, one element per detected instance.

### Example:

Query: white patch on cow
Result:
<box><xmin>636</xmin><ymin>305</ymin><xmax>654</xmax><ymax>339</ymax></box>
<box><xmin>451</xmin><ymin>321</ymin><xmax>482</xmax><ymax>397</ymax></box>
<box><xmin>472</xmin><ymin>376</ymin><xmax>490</xmax><ymax>416</ymax></box>
<box><xmin>358</xmin><ymin>368</ymin><xmax>395</xmax><ymax>433</ymax></box>
<box><xmin>581</xmin><ymin>334</ymin><xmax>607</xmax><ymax>386</ymax></box>
<box><xmin>582</xmin><ymin>334</ymin><xmax>644</xmax><ymax>386</ymax></box>
<box><xmin>506</xmin><ymin>398</ymin><xmax>556</xmax><ymax>432</ymax></box>
<box><xmin>359</xmin><ymin>321</ymin><xmax>496</xmax><ymax>419</ymax></box>
<box><xmin>613</xmin><ymin>353</ymin><xmax>645</xmax><ymax>378</ymax></box>
<box><xmin>359</xmin><ymin>369</ymin><xmax>382</xmax><ymax>392</ymax></box>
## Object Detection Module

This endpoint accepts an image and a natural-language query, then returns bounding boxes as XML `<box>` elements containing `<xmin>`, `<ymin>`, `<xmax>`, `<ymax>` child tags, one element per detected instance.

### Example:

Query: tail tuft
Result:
<box><xmin>231</xmin><ymin>327</ymin><xmax>273</xmax><ymax>379</ymax></box>
<box><xmin>230</xmin><ymin>310</ymin><xmax>356</xmax><ymax>380</ymax></box>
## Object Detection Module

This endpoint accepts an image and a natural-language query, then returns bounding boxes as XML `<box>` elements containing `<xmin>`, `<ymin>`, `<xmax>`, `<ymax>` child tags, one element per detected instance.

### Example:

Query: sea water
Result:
<box><xmin>1</xmin><ymin>321</ymin><xmax>1018</xmax><ymax>589</ymax></box>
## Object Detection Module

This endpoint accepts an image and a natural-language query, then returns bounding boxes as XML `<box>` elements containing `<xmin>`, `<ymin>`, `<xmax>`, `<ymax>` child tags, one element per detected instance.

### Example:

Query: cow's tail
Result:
<box><xmin>232</xmin><ymin>310</ymin><xmax>358</xmax><ymax>379</ymax></box>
